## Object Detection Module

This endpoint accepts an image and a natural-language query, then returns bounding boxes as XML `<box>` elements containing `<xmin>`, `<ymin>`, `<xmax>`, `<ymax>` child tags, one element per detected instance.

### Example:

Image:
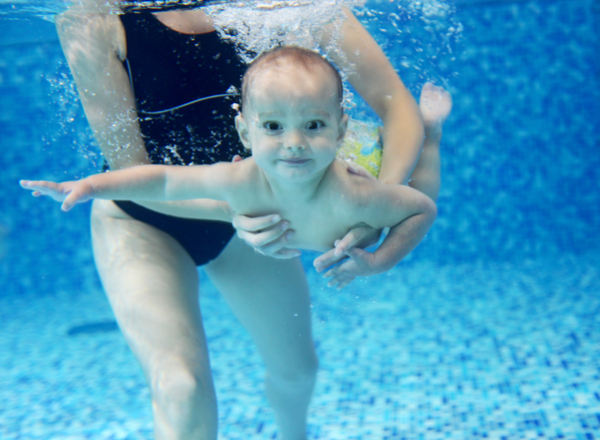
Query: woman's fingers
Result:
<box><xmin>347</xmin><ymin>163</ymin><xmax>377</xmax><ymax>180</ymax></box>
<box><xmin>232</xmin><ymin>213</ymin><xmax>301</xmax><ymax>258</ymax></box>
<box><xmin>232</xmin><ymin>213</ymin><xmax>283</xmax><ymax>233</ymax></box>
<box><xmin>248</xmin><ymin>234</ymin><xmax>301</xmax><ymax>259</ymax></box>
<box><xmin>269</xmin><ymin>248</ymin><xmax>303</xmax><ymax>259</ymax></box>
<box><xmin>235</xmin><ymin>220</ymin><xmax>289</xmax><ymax>247</ymax></box>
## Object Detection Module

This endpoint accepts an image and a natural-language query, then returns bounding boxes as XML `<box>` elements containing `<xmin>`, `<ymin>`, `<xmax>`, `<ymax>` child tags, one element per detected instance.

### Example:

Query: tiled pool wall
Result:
<box><xmin>0</xmin><ymin>0</ymin><xmax>599</xmax><ymax>297</ymax></box>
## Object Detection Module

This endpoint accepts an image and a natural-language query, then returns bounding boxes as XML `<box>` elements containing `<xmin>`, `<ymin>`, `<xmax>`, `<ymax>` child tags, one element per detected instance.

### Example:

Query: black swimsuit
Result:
<box><xmin>115</xmin><ymin>11</ymin><xmax>248</xmax><ymax>266</ymax></box>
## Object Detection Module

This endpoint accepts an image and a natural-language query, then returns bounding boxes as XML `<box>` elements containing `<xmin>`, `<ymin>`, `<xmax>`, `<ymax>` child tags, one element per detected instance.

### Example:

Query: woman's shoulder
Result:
<box><xmin>56</xmin><ymin>3</ymin><xmax>126</xmax><ymax>59</ymax></box>
<box><xmin>59</xmin><ymin>0</ymin><xmax>121</xmax><ymax>14</ymax></box>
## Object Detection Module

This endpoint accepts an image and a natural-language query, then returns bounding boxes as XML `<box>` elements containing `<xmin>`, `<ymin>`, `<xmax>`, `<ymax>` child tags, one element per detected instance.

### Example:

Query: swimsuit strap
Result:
<box><xmin>119</xmin><ymin>0</ymin><xmax>227</xmax><ymax>13</ymax></box>
<box><xmin>123</xmin><ymin>58</ymin><xmax>239</xmax><ymax>116</ymax></box>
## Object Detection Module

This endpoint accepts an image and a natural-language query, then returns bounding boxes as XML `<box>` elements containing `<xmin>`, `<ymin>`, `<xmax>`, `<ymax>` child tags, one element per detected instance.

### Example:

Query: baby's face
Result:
<box><xmin>237</xmin><ymin>62</ymin><xmax>347</xmax><ymax>183</ymax></box>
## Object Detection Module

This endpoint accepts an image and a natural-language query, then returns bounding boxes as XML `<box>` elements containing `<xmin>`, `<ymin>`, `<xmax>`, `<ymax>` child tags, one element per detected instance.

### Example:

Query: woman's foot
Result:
<box><xmin>408</xmin><ymin>83</ymin><xmax>452</xmax><ymax>201</ymax></box>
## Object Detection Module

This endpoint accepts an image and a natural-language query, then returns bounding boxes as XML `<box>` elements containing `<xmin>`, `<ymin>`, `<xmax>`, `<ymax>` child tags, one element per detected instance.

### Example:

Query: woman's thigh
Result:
<box><xmin>90</xmin><ymin>199</ymin><xmax>211</xmax><ymax>381</ymax></box>
<box><xmin>205</xmin><ymin>236</ymin><xmax>317</xmax><ymax>376</ymax></box>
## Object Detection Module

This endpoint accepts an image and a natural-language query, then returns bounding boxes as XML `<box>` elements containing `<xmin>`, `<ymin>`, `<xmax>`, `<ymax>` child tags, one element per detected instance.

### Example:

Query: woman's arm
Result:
<box><xmin>56</xmin><ymin>9</ymin><xmax>147</xmax><ymax>169</ymax></box>
<box><xmin>321</xmin><ymin>7</ymin><xmax>425</xmax><ymax>185</ymax></box>
<box><xmin>56</xmin><ymin>7</ymin><xmax>234</xmax><ymax>222</ymax></box>
<box><xmin>313</xmin><ymin>7</ymin><xmax>426</xmax><ymax>272</ymax></box>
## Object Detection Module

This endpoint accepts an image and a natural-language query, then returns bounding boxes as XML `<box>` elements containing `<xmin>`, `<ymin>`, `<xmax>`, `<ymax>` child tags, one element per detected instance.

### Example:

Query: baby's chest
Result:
<box><xmin>231</xmin><ymin>188</ymin><xmax>358</xmax><ymax>252</ymax></box>
<box><xmin>279</xmin><ymin>205</ymin><xmax>355</xmax><ymax>252</ymax></box>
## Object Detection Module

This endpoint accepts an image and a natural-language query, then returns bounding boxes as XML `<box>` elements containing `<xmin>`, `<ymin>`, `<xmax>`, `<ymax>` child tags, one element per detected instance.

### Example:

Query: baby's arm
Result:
<box><xmin>324</xmin><ymin>183</ymin><xmax>436</xmax><ymax>289</ymax></box>
<box><xmin>20</xmin><ymin>162</ymin><xmax>238</xmax><ymax>212</ymax></box>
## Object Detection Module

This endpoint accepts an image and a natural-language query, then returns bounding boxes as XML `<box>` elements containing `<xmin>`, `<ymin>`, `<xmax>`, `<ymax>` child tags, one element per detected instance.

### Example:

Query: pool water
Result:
<box><xmin>1</xmin><ymin>0</ymin><xmax>599</xmax><ymax>439</ymax></box>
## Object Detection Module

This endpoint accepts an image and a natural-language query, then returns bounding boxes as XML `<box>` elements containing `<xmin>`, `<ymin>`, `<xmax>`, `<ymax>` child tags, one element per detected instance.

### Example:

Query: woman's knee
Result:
<box><xmin>269</xmin><ymin>351</ymin><xmax>319</xmax><ymax>388</ymax></box>
<box><xmin>149</xmin><ymin>354</ymin><xmax>215</xmax><ymax>410</ymax></box>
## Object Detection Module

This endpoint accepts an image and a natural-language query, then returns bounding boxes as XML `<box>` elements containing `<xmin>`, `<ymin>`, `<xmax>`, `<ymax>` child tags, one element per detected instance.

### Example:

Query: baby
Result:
<box><xmin>21</xmin><ymin>46</ymin><xmax>446</xmax><ymax>282</ymax></box>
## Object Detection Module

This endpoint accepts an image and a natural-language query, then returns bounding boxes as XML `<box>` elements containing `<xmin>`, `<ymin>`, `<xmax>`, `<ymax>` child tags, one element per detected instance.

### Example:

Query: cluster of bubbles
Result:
<box><xmin>204</xmin><ymin>0</ymin><xmax>461</xmax><ymax>115</ymax></box>
<box><xmin>205</xmin><ymin>0</ymin><xmax>367</xmax><ymax>108</ymax></box>
<box><xmin>356</xmin><ymin>0</ymin><xmax>462</xmax><ymax>87</ymax></box>
<box><xmin>206</xmin><ymin>0</ymin><xmax>365</xmax><ymax>64</ymax></box>
<box><xmin>45</xmin><ymin>62</ymin><xmax>101</xmax><ymax>171</ymax></box>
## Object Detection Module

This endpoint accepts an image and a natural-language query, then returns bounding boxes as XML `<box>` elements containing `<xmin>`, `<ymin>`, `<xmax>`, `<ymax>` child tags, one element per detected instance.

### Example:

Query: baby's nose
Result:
<box><xmin>284</xmin><ymin>130</ymin><xmax>306</xmax><ymax>150</ymax></box>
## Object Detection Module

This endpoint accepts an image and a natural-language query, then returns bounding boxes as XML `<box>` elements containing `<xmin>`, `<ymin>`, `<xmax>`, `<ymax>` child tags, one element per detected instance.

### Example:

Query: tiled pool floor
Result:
<box><xmin>1</xmin><ymin>254</ymin><xmax>599</xmax><ymax>439</ymax></box>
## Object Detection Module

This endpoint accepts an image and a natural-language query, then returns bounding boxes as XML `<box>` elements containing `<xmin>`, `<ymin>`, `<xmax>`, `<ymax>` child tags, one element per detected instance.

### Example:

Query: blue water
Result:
<box><xmin>1</xmin><ymin>0</ymin><xmax>599</xmax><ymax>438</ymax></box>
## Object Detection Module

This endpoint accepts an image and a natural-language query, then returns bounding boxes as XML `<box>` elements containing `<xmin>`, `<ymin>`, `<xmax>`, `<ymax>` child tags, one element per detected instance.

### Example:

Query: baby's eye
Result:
<box><xmin>262</xmin><ymin>121</ymin><xmax>283</xmax><ymax>132</ymax></box>
<box><xmin>306</xmin><ymin>120</ymin><xmax>325</xmax><ymax>131</ymax></box>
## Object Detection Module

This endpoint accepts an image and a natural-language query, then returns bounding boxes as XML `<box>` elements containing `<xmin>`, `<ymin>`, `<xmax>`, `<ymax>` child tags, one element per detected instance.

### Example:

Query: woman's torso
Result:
<box><xmin>109</xmin><ymin>9</ymin><xmax>248</xmax><ymax>267</ymax></box>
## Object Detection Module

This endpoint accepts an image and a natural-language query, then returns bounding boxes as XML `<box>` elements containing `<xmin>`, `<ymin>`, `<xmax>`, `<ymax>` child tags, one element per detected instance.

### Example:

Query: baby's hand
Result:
<box><xmin>319</xmin><ymin>247</ymin><xmax>383</xmax><ymax>290</ymax></box>
<box><xmin>313</xmin><ymin>225</ymin><xmax>381</xmax><ymax>274</ymax></box>
<box><xmin>20</xmin><ymin>179</ymin><xmax>93</xmax><ymax>211</ymax></box>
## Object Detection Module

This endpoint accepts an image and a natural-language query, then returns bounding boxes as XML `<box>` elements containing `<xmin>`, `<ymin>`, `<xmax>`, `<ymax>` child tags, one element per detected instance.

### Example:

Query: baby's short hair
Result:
<box><xmin>240</xmin><ymin>46</ymin><xmax>343</xmax><ymax>112</ymax></box>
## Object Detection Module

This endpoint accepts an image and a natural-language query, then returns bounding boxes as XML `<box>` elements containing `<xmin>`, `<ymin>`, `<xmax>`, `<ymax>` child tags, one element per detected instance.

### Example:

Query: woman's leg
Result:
<box><xmin>409</xmin><ymin>82</ymin><xmax>453</xmax><ymax>202</ymax></box>
<box><xmin>205</xmin><ymin>236</ymin><xmax>318</xmax><ymax>440</ymax></box>
<box><xmin>91</xmin><ymin>200</ymin><xmax>217</xmax><ymax>440</ymax></box>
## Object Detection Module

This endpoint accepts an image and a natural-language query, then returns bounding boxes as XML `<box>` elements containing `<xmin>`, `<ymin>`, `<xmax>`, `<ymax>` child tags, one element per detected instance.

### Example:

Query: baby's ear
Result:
<box><xmin>234</xmin><ymin>114</ymin><xmax>252</xmax><ymax>150</ymax></box>
<box><xmin>337</xmin><ymin>113</ymin><xmax>349</xmax><ymax>144</ymax></box>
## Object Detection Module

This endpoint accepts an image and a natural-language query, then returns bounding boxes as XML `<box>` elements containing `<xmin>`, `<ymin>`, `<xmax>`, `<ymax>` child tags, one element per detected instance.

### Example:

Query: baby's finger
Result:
<box><xmin>326</xmin><ymin>273</ymin><xmax>354</xmax><ymax>289</ymax></box>
<box><xmin>322</xmin><ymin>264</ymin><xmax>344</xmax><ymax>279</ymax></box>
<box><xmin>21</xmin><ymin>180</ymin><xmax>50</xmax><ymax>189</ymax></box>
<box><xmin>313</xmin><ymin>249</ymin><xmax>347</xmax><ymax>273</ymax></box>
<box><xmin>19</xmin><ymin>179</ymin><xmax>39</xmax><ymax>189</ymax></box>
<box><xmin>326</xmin><ymin>275</ymin><xmax>342</xmax><ymax>288</ymax></box>
<box><xmin>334</xmin><ymin>231</ymin><xmax>362</xmax><ymax>256</ymax></box>
<box><xmin>335</xmin><ymin>277</ymin><xmax>356</xmax><ymax>290</ymax></box>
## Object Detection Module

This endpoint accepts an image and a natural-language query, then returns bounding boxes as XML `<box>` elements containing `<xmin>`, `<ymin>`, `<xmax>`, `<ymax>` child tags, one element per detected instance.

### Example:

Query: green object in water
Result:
<box><xmin>337</xmin><ymin>119</ymin><xmax>383</xmax><ymax>178</ymax></box>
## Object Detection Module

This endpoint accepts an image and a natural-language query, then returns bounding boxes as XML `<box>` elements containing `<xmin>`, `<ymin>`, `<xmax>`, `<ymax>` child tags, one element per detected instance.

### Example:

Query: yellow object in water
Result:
<box><xmin>337</xmin><ymin>119</ymin><xmax>383</xmax><ymax>178</ymax></box>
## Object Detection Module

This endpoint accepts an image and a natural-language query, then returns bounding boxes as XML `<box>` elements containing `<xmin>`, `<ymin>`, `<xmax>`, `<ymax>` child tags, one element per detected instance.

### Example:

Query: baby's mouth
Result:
<box><xmin>280</xmin><ymin>158</ymin><xmax>310</xmax><ymax>165</ymax></box>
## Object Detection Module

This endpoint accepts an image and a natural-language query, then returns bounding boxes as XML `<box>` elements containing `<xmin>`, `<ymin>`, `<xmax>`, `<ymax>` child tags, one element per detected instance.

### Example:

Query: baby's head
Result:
<box><xmin>235</xmin><ymin>46</ymin><xmax>348</xmax><ymax>182</ymax></box>
<box><xmin>240</xmin><ymin>46</ymin><xmax>344</xmax><ymax>116</ymax></box>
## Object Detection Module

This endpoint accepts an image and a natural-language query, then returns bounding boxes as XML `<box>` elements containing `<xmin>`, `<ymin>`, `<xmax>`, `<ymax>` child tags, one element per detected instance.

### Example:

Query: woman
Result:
<box><xmin>55</xmin><ymin>1</ymin><xmax>424</xmax><ymax>439</ymax></box>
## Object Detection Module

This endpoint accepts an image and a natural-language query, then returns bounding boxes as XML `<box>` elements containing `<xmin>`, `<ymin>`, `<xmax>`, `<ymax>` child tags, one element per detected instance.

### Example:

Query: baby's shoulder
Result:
<box><xmin>328</xmin><ymin>160</ymin><xmax>384</xmax><ymax>212</ymax></box>
<box><xmin>223</xmin><ymin>158</ymin><xmax>267</xmax><ymax>196</ymax></box>
<box><xmin>332</xmin><ymin>159</ymin><xmax>381</xmax><ymax>193</ymax></box>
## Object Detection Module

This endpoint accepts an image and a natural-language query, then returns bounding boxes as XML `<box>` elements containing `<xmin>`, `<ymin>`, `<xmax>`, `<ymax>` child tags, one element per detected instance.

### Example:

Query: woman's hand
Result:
<box><xmin>232</xmin><ymin>213</ymin><xmax>301</xmax><ymax>259</ymax></box>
